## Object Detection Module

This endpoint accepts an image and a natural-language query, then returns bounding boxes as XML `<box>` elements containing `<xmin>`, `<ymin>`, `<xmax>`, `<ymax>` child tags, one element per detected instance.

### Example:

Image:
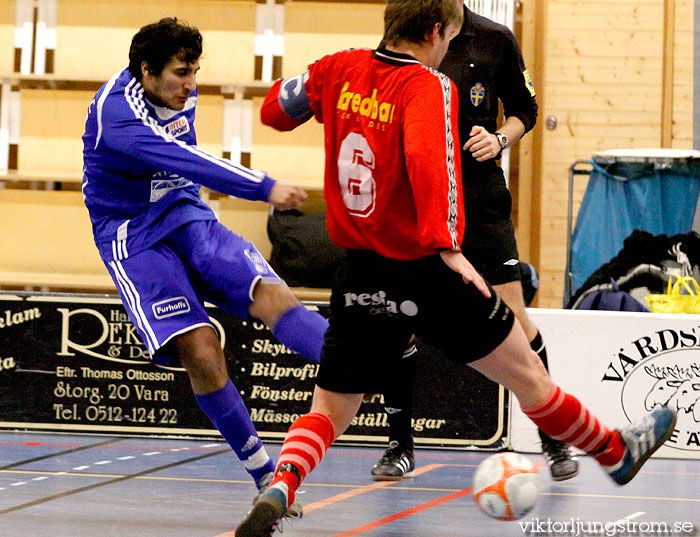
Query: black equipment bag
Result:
<box><xmin>267</xmin><ymin>209</ymin><xmax>345</xmax><ymax>288</ymax></box>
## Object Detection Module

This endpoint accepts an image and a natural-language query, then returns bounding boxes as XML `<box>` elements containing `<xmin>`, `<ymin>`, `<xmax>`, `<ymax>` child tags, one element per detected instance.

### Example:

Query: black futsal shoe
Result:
<box><xmin>370</xmin><ymin>440</ymin><xmax>415</xmax><ymax>481</ymax></box>
<box><xmin>540</xmin><ymin>436</ymin><xmax>579</xmax><ymax>481</ymax></box>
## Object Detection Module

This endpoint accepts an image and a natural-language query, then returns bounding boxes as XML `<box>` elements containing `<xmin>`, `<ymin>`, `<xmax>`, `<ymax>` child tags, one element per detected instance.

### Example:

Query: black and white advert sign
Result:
<box><xmin>511</xmin><ymin>308</ymin><xmax>700</xmax><ymax>460</ymax></box>
<box><xmin>0</xmin><ymin>292</ymin><xmax>506</xmax><ymax>449</ymax></box>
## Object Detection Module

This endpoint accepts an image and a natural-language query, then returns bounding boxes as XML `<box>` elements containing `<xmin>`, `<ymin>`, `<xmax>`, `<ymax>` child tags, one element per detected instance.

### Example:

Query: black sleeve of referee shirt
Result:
<box><xmin>497</xmin><ymin>28</ymin><xmax>538</xmax><ymax>134</ymax></box>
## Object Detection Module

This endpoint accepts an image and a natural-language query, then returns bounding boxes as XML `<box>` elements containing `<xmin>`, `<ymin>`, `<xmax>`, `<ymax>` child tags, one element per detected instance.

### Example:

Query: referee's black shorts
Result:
<box><xmin>316</xmin><ymin>250</ymin><xmax>515</xmax><ymax>394</ymax></box>
<box><xmin>462</xmin><ymin>166</ymin><xmax>521</xmax><ymax>285</ymax></box>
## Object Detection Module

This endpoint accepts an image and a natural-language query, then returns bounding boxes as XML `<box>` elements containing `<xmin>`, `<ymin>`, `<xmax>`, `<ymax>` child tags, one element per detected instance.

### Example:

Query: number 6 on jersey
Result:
<box><xmin>338</xmin><ymin>133</ymin><xmax>376</xmax><ymax>217</ymax></box>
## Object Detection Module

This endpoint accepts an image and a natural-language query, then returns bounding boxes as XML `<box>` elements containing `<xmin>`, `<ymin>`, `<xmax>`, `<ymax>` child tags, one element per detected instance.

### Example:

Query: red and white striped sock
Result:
<box><xmin>521</xmin><ymin>384</ymin><xmax>624</xmax><ymax>466</ymax></box>
<box><xmin>269</xmin><ymin>412</ymin><xmax>335</xmax><ymax>507</ymax></box>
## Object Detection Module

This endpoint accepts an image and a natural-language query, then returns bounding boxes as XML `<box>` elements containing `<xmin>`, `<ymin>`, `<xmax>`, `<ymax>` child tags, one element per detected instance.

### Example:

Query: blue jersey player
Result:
<box><xmin>82</xmin><ymin>18</ymin><xmax>327</xmax><ymax>505</ymax></box>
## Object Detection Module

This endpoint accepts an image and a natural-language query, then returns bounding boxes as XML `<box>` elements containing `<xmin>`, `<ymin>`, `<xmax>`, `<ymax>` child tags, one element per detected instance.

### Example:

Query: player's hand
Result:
<box><xmin>439</xmin><ymin>250</ymin><xmax>491</xmax><ymax>298</ymax></box>
<box><xmin>463</xmin><ymin>125</ymin><xmax>501</xmax><ymax>162</ymax></box>
<box><xmin>268</xmin><ymin>181</ymin><xmax>308</xmax><ymax>211</ymax></box>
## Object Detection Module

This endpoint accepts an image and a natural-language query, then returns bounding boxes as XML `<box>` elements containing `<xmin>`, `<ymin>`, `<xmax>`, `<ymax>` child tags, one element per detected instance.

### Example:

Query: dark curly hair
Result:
<box><xmin>128</xmin><ymin>17</ymin><xmax>202</xmax><ymax>80</ymax></box>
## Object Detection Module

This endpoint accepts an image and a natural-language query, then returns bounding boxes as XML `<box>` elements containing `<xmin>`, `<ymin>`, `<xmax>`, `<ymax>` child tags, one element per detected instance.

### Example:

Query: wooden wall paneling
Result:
<box><xmin>548</xmin><ymin>57</ymin><xmax>662</xmax><ymax>85</ymax></box>
<box><xmin>546</xmin><ymin>29</ymin><xmax>663</xmax><ymax>59</ymax></box>
<box><xmin>538</xmin><ymin>269</ymin><xmax>565</xmax><ymax>307</ymax></box>
<box><xmin>661</xmin><ymin>0</ymin><xmax>675</xmax><ymax>146</ymax></box>
<box><xmin>13</xmin><ymin>0</ymin><xmax>33</xmax><ymax>73</ymax></box>
<box><xmin>548</xmin><ymin>1</ymin><xmax>662</xmax><ymax>30</ymax></box>
<box><xmin>192</xmin><ymin>93</ymin><xmax>224</xmax><ymax>158</ymax></box>
<box><xmin>250</xmin><ymin>96</ymin><xmax>325</xmax><ymax>189</ymax></box>
<box><xmin>513</xmin><ymin>0</ymin><xmax>534</xmax><ymax>265</ymax></box>
<box><xmin>34</xmin><ymin>0</ymin><xmax>57</xmax><ymax>75</ymax></box>
<box><xmin>518</xmin><ymin>0</ymin><xmax>546</xmax><ymax>298</ymax></box>
<box><xmin>216</xmin><ymin>196</ymin><xmax>273</xmax><ymax>259</ymax></box>
<box><xmin>222</xmin><ymin>89</ymin><xmax>254</xmax><ymax>167</ymax></box>
<box><xmin>254</xmin><ymin>0</ymin><xmax>284</xmax><ymax>81</ymax></box>
<box><xmin>18</xmin><ymin>88</ymin><xmax>90</xmax><ymax>175</ymax></box>
<box><xmin>537</xmin><ymin>0</ymin><xmax>670</xmax><ymax>308</ymax></box>
<box><xmin>256</xmin><ymin>1</ymin><xmax>386</xmax><ymax>198</ymax></box>
<box><xmin>7</xmin><ymin>82</ymin><xmax>19</xmax><ymax>171</ymax></box>
<box><xmin>0</xmin><ymin>81</ymin><xmax>9</xmax><ymax>172</ymax></box>
<box><xmin>0</xmin><ymin>189</ymin><xmax>107</xmax><ymax>277</ymax></box>
<box><xmin>672</xmin><ymin>0</ymin><xmax>694</xmax><ymax>147</ymax></box>
<box><xmin>0</xmin><ymin>0</ymin><xmax>15</xmax><ymax>73</ymax></box>
<box><xmin>54</xmin><ymin>0</ymin><xmax>257</xmax><ymax>83</ymax></box>
<box><xmin>282</xmin><ymin>1</ymin><xmax>383</xmax><ymax>77</ymax></box>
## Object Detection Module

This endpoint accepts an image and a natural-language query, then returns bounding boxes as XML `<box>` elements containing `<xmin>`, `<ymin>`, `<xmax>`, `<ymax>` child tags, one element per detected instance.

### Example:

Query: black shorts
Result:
<box><xmin>462</xmin><ymin>167</ymin><xmax>520</xmax><ymax>285</ymax></box>
<box><xmin>316</xmin><ymin>250</ymin><xmax>515</xmax><ymax>394</ymax></box>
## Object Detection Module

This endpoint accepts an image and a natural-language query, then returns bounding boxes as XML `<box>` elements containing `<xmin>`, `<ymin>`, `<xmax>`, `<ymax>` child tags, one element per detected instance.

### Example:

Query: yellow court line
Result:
<box><xmin>633</xmin><ymin>469</ymin><xmax>700</xmax><ymax>477</ymax></box>
<box><xmin>0</xmin><ymin>469</ymin><xmax>456</xmax><ymax>489</ymax></box>
<box><xmin>137</xmin><ymin>476</ymin><xmax>244</xmax><ymax>484</ymax></box>
<box><xmin>4</xmin><ymin>469</ymin><xmax>698</xmax><ymax>504</ymax></box>
<box><xmin>0</xmin><ymin>469</ymin><xmax>488</xmax><ymax>494</ymax></box>
<box><xmin>544</xmin><ymin>492</ymin><xmax>700</xmax><ymax>503</ymax></box>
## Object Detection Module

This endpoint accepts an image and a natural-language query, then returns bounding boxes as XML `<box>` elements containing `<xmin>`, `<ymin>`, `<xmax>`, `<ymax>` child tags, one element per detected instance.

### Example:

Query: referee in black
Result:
<box><xmin>372</xmin><ymin>2</ymin><xmax>579</xmax><ymax>483</ymax></box>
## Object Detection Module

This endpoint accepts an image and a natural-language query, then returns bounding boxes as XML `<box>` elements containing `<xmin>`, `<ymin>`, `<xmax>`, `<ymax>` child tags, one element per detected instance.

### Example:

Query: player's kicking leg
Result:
<box><xmin>495</xmin><ymin>279</ymin><xmax>578</xmax><ymax>481</ymax></box>
<box><xmin>470</xmin><ymin>320</ymin><xmax>676</xmax><ymax>486</ymax></box>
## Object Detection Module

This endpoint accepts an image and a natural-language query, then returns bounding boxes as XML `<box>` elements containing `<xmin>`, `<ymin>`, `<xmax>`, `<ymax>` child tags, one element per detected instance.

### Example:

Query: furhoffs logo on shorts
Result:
<box><xmin>153</xmin><ymin>297</ymin><xmax>191</xmax><ymax>319</ymax></box>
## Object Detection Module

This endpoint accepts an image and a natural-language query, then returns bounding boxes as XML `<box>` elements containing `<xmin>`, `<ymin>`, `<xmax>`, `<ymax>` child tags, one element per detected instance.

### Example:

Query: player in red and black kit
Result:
<box><xmin>372</xmin><ymin>3</ymin><xmax>579</xmax><ymax>483</ymax></box>
<box><xmin>235</xmin><ymin>1</ymin><xmax>675</xmax><ymax>535</ymax></box>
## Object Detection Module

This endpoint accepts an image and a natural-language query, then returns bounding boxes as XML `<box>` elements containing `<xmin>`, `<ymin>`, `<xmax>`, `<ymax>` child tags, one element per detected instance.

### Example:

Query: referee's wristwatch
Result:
<box><xmin>494</xmin><ymin>131</ymin><xmax>508</xmax><ymax>159</ymax></box>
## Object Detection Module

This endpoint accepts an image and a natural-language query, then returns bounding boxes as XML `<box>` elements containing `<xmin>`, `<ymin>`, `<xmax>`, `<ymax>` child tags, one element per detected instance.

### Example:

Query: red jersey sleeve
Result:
<box><xmin>261</xmin><ymin>55</ymin><xmax>330</xmax><ymax>130</ymax></box>
<box><xmin>304</xmin><ymin>55</ymin><xmax>329</xmax><ymax>123</ymax></box>
<box><xmin>261</xmin><ymin>79</ymin><xmax>308</xmax><ymax>131</ymax></box>
<box><xmin>402</xmin><ymin>70</ymin><xmax>464</xmax><ymax>252</ymax></box>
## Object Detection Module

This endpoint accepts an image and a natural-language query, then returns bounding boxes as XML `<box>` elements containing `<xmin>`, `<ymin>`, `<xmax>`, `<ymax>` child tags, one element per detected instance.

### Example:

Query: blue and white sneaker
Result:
<box><xmin>604</xmin><ymin>406</ymin><xmax>677</xmax><ymax>486</ymax></box>
<box><xmin>237</xmin><ymin>481</ymin><xmax>289</xmax><ymax>537</ymax></box>
<box><xmin>254</xmin><ymin>472</ymin><xmax>303</xmax><ymax>518</ymax></box>
<box><xmin>239</xmin><ymin>465</ymin><xmax>302</xmax><ymax>537</ymax></box>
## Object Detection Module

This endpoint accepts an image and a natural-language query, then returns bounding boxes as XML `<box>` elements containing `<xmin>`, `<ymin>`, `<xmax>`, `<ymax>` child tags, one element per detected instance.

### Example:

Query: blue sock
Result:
<box><xmin>194</xmin><ymin>380</ymin><xmax>275</xmax><ymax>486</ymax></box>
<box><xmin>272</xmin><ymin>304</ymin><xmax>328</xmax><ymax>363</ymax></box>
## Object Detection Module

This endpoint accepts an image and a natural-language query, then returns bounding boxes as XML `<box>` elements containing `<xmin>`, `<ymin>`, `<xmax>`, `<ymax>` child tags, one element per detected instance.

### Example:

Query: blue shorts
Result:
<box><xmin>104</xmin><ymin>219</ymin><xmax>281</xmax><ymax>365</ymax></box>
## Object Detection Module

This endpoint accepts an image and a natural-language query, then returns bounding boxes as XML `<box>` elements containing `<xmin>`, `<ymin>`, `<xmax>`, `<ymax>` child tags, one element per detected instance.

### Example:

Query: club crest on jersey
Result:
<box><xmin>470</xmin><ymin>83</ymin><xmax>485</xmax><ymax>107</ymax></box>
<box><xmin>150</xmin><ymin>175</ymin><xmax>193</xmax><ymax>202</ymax></box>
<box><xmin>244</xmin><ymin>248</ymin><xmax>272</xmax><ymax>275</ymax></box>
<box><xmin>164</xmin><ymin>117</ymin><xmax>190</xmax><ymax>137</ymax></box>
<box><xmin>523</xmin><ymin>69</ymin><xmax>536</xmax><ymax>97</ymax></box>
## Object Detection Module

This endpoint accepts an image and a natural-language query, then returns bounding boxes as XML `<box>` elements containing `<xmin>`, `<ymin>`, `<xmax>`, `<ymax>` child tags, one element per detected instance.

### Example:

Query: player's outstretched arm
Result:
<box><xmin>267</xmin><ymin>181</ymin><xmax>308</xmax><ymax>211</ymax></box>
<box><xmin>439</xmin><ymin>250</ymin><xmax>491</xmax><ymax>298</ymax></box>
<box><xmin>261</xmin><ymin>73</ymin><xmax>314</xmax><ymax>132</ymax></box>
<box><xmin>97</xmin><ymin>93</ymin><xmax>277</xmax><ymax>203</ymax></box>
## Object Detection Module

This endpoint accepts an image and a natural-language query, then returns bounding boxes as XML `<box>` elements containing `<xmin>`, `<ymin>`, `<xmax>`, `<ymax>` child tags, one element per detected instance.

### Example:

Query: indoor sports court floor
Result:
<box><xmin>1</xmin><ymin>431</ymin><xmax>698</xmax><ymax>537</ymax></box>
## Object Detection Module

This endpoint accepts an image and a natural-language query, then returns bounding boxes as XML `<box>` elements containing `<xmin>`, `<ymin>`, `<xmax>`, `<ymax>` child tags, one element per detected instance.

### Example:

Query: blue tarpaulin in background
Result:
<box><xmin>570</xmin><ymin>159</ymin><xmax>700</xmax><ymax>294</ymax></box>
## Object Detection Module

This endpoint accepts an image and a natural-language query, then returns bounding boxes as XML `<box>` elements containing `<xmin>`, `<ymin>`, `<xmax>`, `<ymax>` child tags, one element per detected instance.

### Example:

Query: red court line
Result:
<box><xmin>213</xmin><ymin>463</ymin><xmax>446</xmax><ymax>537</ymax></box>
<box><xmin>0</xmin><ymin>442</ymin><xmax>82</xmax><ymax>448</ymax></box>
<box><xmin>331</xmin><ymin>486</ymin><xmax>473</xmax><ymax>537</ymax></box>
<box><xmin>303</xmin><ymin>463</ymin><xmax>446</xmax><ymax>513</ymax></box>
